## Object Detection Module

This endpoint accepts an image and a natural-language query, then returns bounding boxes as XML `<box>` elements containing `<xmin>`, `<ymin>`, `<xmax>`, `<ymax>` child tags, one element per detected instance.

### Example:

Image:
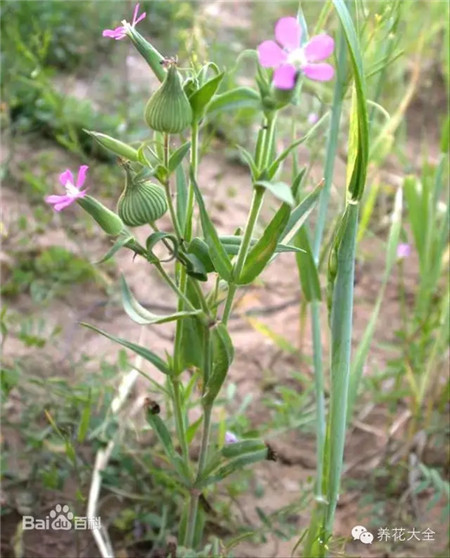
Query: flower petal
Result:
<box><xmin>59</xmin><ymin>169</ymin><xmax>74</xmax><ymax>186</ymax></box>
<box><xmin>304</xmin><ymin>34</ymin><xmax>334</xmax><ymax>62</ymax></box>
<box><xmin>102</xmin><ymin>27</ymin><xmax>126</xmax><ymax>40</ymax></box>
<box><xmin>275</xmin><ymin>17</ymin><xmax>301</xmax><ymax>51</ymax></box>
<box><xmin>273</xmin><ymin>65</ymin><xmax>297</xmax><ymax>90</ymax></box>
<box><xmin>134</xmin><ymin>11</ymin><xmax>146</xmax><ymax>25</ymax></box>
<box><xmin>45</xmin><ymin>194</ymin><xmax>68</xmax><ymax>204</ymax></box>
<box><xmin>257</xmin><ymin>40</ymin><xmax>287</xmax><ymax>68</ymax></box>
<box><xmin>132</xmin><ymin>3</ymin><xmax>140</xmax><ymax>23</ymax></box>
<box><xmin>302</xmin><ymin>63</ymin><xmax>334</xmax><ymax>81</ymax></box>
<box><xmin>54</xmin><ymin>198</ymin><xmax>76</xmax><ymax>211</ymax></box>
<box><xmin>76</xmin><ymin>165</ymin><xmax>89</xmax><ymax>188</ymax></box>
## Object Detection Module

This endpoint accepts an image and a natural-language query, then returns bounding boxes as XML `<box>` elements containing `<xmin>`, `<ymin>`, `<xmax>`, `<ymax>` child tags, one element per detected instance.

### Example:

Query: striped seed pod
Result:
<box><xmin>144</xmin><ymin>64</ymin><xmax>192</xmax><ymax>134</ymax></box>
<box><xmin>118</xmin><ymin>179</ymin><xmax>167</xmax><ymax>227</ymax></box>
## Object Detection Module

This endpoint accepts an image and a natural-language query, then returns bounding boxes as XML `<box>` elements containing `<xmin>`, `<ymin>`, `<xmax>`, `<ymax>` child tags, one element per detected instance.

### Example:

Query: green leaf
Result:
<box><xmin>186</xmin><ymin>415</ymin><xmax>203</xmax><ymax>445</ymax></box>
<box><xmin>221</xmin><ymin>439</ymin><xmax>267</xmax><ymax>459</ymax></box>
<box><xmin>294</xmin><ymin>228</ymin><xmax>322</xmax><ymax>302</ymax></box>
<box><xmin>168</xmin><ymin>141</ymin><xmax>191</xmax><ymax>173</ymax></box>
<box><xmin>279</xmin><ymin>181</ymin><xmax>324</xmax><ymax>245</ymax></box>
<box><xmin>145</xmin><ymin>411</ymin><xmax>190</xmax><ymax>483</ymax></box>
<box><xmin>236</xmin><ymin>146</ymin><xmax>258</xmax><ymax>180</ymax></box>
<box><xmin>238</xmin><ymin>204</ymin><xmax>291</xmax><ymax>285</ymax></box>
<box><xmin>255</xmin><ymin>180</ymin><xmax>295</xmax><ymax>206</ymax></box>
<box><xmin>95</xmin><ymin>233</ymin><xmax>134</xmax><ymax>264</ymax></box>
<box><xmin>206</xmin><ymin>86</ymin><xmax>260</xmax><ymax>115</ymax></box>
<box><xmin>189</xmin><ymin>73</ymin><xmax>224</xmax><ymax>119</ymax></box>
<box><xmin>176</xmin><ymin>278</ymin><xmax>206</xmax><ymax>372</ymax></box>
<box><xmin>267</xmin><ymin>114</ymin><xmax>329</xmax><ymax>179</ymax></box>
<box><xmin>186</xmin><ymin>238</ymin><xmax>215</xmax><ymax>273</ymax></box>
<box><xmin>219</xmin><ymin>235</ymin><xmax>303</xmax><ymax>256</ymax></box>
<box><xmin>203</xmin><ymin>323</ymin><xmax>234</xmax><ymax>406</ymax></box>
<box><xmin>120</xmin><ymin>275</ymin><xmax>201</xmax><ymax>325</ymax></box>
<box><xmin>146</xmin><ymin>231</ymin><xmax>178</xmax><ymax>262</ymax></box>
<box><xmin>77</xmin><ymin>395</ymin><xmax>91</xmax><ymax>443</ymax></box>
<box><xmin>333</xmin><ymin>0</ymin><xmax>369</xmax><ymax>201</ymax></box>
<box><xmin>81</xmin><ymin>323</ymin><xmax>171</xmax><ymax>375</ymax></box>
<box><xmin>196</xmin><ymin>448</ymin><xmax>268</xmax><ymax>489</ymax></box>
<box><xmin>190</xmin><ymin>168</ymin><xmax>233</xmax><ymax>282</ymax></box>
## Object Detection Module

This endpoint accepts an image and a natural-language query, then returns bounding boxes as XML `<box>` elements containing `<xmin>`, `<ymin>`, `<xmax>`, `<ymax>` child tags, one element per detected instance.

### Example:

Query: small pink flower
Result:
<box><xmin>397</xmin><ymin>243</ymin><xmax>411</xmax><ymax>260</ymax></box>
<box><xmin>102</xmin><ymin>3</ymin><xmax>146</xmax><ymax>41</ymax></box>
<box><xmin>225</xmin><ymin>431</ymin><xmax>238</xmax><ymax>444</ymax></box>
<box><xmin>258</xmin><ymin>17</ymin><xmax>334</xmax><ymax>89</ymax></box>
<box><xmin>45</xmin><ymin>165</ymin><xmax>89</xmax><ymax>212</ymax></box>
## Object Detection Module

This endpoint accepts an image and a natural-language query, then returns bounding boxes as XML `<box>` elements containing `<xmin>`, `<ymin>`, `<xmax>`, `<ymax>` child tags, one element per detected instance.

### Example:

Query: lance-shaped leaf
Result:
<box><xmin>294</xmin><ymin>228</ymin><xmax>322</xmax><ymax>302</ymax></box>
<box><xmin>196</xmin><ymin>447</ymin><xmax>269</xmax><ymax>489</ymax></box>
<box><xmin>255</xmin><ymin>180</ymin><xmax>295</xmax><ymax>206</ymax></box>
<box><xmin>279</xmin><ymin>181</ymin><xmax>324</xmax><ymax>246</ymax></box>
<box><xmin>169</xmin><ymin>141</ymin><xmax>191</xmax><ymax>173</ymax></box>
<box><xmin>219</xmin><ymin>235</ymin><xmax>304</xmax><ymax>255</ymax></box>
<box><xmin>202</xmin><ymin>322</ymin><xmax>234</xmax><ymax>407</ymax></box>
<box><xmin>190</xmin><ymin>168</ymin><xmax>233</xmax><ymax>282</ymax></box>
<box><xmin>145</xmin><ymin>411</ymin><xmax>190</xmax><ymax>483</ymax></box>
<box><xmin>189</xmin><ymin>73</ymin><xmax>224</xmax><ymax>119</ymax></box>
<box><xmin>120</xmin><ymin>275</ymin><xmax>202</xmax><ymax>325</ymax></box>
<box><xmin>206</xmin><ymin>86</ymin><xmax>260</xmax><ymax>115</ymax></box>
<box><xmin>266</xmin><ymin>114</ymin><xmax>329</xmax><ymax>179</ymax></box>
<box><xmin>95</xmin><ymin>232</ymin><xmax>134</xmax><ymax>264</ymax></box>
<box><xmin>81</xmin><ymin>323</ymin><xmax>171</xmax><ymax>375</ymax></box>
<box><xmin>238</xmin><ymin>204</ymin><xmax>291</xmax><ymax>285</ymax></box>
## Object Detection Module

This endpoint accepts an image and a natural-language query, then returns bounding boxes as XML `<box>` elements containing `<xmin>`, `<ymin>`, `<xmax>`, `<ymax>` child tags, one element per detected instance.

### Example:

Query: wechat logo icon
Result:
<box><xmin>352</xmin><ymin>525</ymin><xmax>374</xmax><ymax>544</ymax></box>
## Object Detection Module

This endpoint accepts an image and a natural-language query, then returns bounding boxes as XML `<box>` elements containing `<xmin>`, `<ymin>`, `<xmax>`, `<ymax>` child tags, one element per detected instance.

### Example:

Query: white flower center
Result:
<box><xmin>65</xmin><ymin>181</ymin><xmax>79</xmax><ymax>197</ymax></box>
<box><xmin>287</xmin><ymin>47</ymin><xmax>307</xmax><ymax>68</ymax></box>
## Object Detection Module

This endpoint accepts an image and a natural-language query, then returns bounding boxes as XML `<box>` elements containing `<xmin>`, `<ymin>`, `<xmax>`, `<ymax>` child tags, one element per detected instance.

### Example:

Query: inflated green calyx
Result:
<box><xmin>144</xmin><ymin>63</ymin><xmax>193</xmax><ymax>134</ymax></box>
<box><xmin>117</xmin><ymin>166</ymin><xmax>167</xmax><ymax>227</ymax></box>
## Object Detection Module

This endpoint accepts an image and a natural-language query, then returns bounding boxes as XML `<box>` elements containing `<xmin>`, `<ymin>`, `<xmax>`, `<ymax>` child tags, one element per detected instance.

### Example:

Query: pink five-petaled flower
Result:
<box><xmin>258</xmin><ymin>17</ymin><xmax>335</xmax><ymax>90</ymax></box>
<box><xmin>45</xmin><ymin>165</ymin><xmax>89</xmax><ymax>212</ymax></box>
<box><xmin>102</xmin><ymin>3</ymin><xmax>146</xmax><ymax>41</ymax></box>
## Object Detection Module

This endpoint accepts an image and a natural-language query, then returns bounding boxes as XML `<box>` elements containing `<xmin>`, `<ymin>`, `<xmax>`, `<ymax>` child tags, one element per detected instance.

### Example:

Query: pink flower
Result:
<box><xmin>45</xmin><ymin>165</ymin><xmax>89</xmax><ymax>212</ymax></box>
<box><xmin>258</xmin><ymin>17</ymin><xmax>334</xmax><ymax>89</ymax></box>
<box><xmin>102</xmin><ymin>3</ymin><xmax>146</xmax><ymax>41</ymax></box>
<box><xmin>397</xmin><ymin>243</ymin><xmax>411</xmax><ymax>260</ymax></box>
<box><xmin>225</xmin><ymin>431</ymin><xmax>238</xmax><ymax>444</ymax></box>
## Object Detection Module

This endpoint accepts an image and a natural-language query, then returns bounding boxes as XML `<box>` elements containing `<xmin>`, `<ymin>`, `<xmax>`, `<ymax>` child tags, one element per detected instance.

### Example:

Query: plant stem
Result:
<box><xmin>171</xmin><ymin>377</ymin><xmax>189</xmax><ymax>462</ymax></box>
<box><xmin>311</xmin><ymin>300</ymin><xmax>326</xmax><ymax>497</ymax></box>
<box><xmin>153</xmin><ymin>261</ymin><xmax>196</xmax><ymax>311</ymax></box>
<box><xmin>222</xmin><ymin>114</ymin><xmax>277</xmax><ymax>325</ymax></box>
<box><xmin>184</xmin><ymin>327</ymin><xmax>212</xmax><ymax>549</ymax></box>
<box><xmin>163</xmin><ymin>133</ymin><xmax>183</xmax><ymax>242</ymax></box>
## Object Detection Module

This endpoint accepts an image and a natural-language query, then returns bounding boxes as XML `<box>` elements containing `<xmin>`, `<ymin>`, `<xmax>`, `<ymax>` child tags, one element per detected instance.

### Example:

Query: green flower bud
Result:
<box><xmin>117</xmin><ymin>166</ymin><xmax>167</xmax><ymax>227</ymax></box>
<box><xmin>144</xmin><ymin>64</ymin><xmax>193</xmax><ymax>134</ymax></box>
<box><xmin>84</xmin><ymin>130</ymin><xmax>139</xmax><ymax>162</ymax></box>
<box><xmin>77</xmin><ymin>196</ymin><xmax>124</xmax><ymax>236</ymax></box>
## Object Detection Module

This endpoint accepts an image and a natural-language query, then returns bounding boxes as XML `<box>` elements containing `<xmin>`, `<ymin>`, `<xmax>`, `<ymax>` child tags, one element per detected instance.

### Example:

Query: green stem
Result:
<box><xmin>153</xmin><ymin>261</ymin><xmax>196</xmax><ymax>311</ymax></box>
<box><xmin>222</xmin><ymin>114</ymin><xmax>277</xmax><ymax>325</ymax></box>
<box><xmin>184</xmin><ymin>326</ymin><xmax>212</xmax><ymax>549</ymax></box>
<box><xmin>173</xmin><ymin>122</ymin><xmax>200</xmax><ymax>374</ymax></box>
<box><xmin>171</xmin><ymin>378</ymin><xmax>189</xmax><ymax>462</ymax></box>
<box><xmin>312</xmin><ymin>29</ymin><xmax>347</xmax><ymax>262</ymax></box>
<box><xmin>311</xmin><ymin>300</ymin><xmax>326</xmax><ymax>497</ymax></box>
<box><xmin>185</xmin><ymin>492</ymin><xmax>199</xmax><ymax>548</ymax></box>
<box><xmin>163</xmin><ymin>133</ymin><xmax>183</xmax><ymax>242</ymax></box>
